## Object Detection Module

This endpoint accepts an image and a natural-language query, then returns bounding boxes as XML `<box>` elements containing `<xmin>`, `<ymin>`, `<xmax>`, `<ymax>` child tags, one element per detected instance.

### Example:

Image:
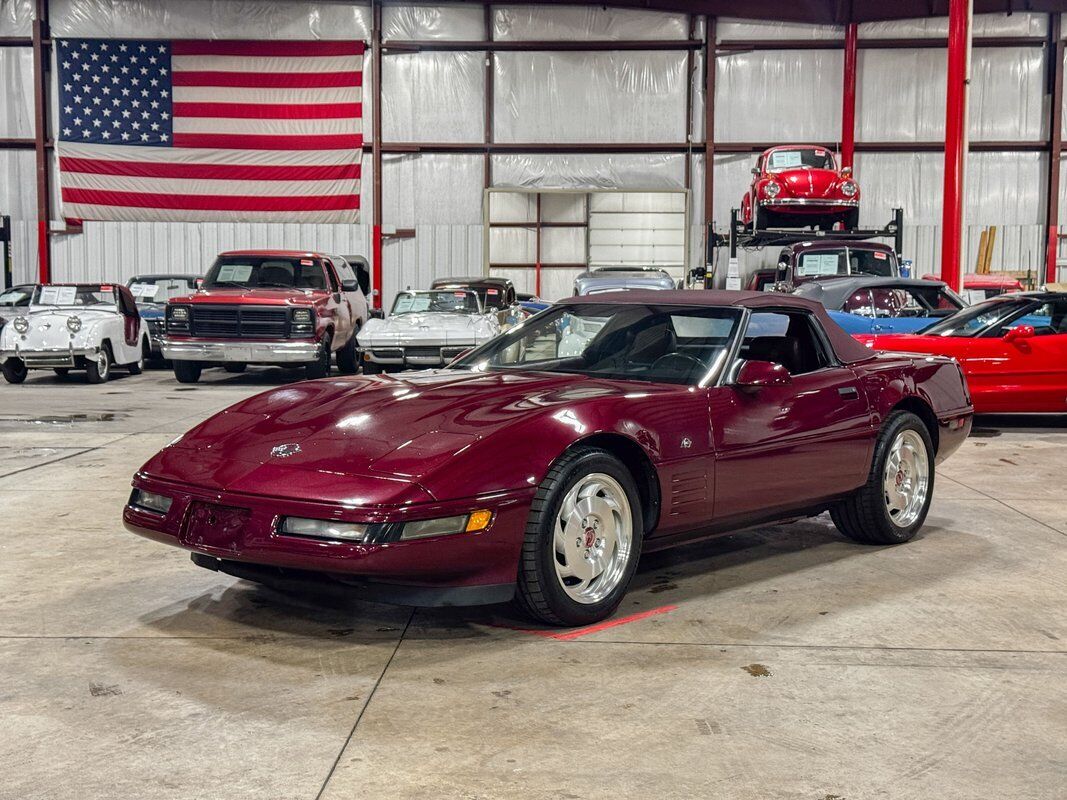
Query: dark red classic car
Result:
<box><xmin>125</xmin><ymin>291</ymin><xmax>971</xmax><ymax>626</ymax></box>
<box><xmin>741</xmin><ymin>145</ymin><xmax>860</xmax><ymax>231</ymax></box>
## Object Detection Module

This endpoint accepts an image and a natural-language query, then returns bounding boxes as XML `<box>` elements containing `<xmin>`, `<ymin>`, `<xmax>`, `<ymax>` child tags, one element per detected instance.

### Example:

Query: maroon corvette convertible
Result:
<box><xmin>124</xmin><ymin>291</ymin><xmax>972</xmax><ymax>626</ymax></box>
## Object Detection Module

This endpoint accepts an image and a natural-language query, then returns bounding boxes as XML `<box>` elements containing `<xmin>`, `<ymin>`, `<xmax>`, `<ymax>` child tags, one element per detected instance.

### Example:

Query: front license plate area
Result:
<box><xmin>181</xmin><ymin>501</ymin><xmax>251</xmax><ymax>551</ymax></box>
<box><xmin>227</xmin><ymin>347</ymin><xmax>252</xmax><ymax>361</ymax></box>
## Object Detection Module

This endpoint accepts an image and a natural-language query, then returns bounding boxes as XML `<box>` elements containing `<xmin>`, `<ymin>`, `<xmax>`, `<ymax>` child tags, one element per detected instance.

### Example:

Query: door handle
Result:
<box><xmin>838</xmin><ymin>386</ymin><xmax>859</xmax><ymax>400</ymax></box>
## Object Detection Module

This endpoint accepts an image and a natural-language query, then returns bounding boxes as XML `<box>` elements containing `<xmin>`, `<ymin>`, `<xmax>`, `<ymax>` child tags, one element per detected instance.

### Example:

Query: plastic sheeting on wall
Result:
<box><xmin>716</xmin><ymin>17</ymin><xmax>841</xmax><ymax>41</ymax></box>
<box><xmin>858</xmin><ymin>47</ymin><xmax>1046</xmax><ymax>142</ymax></box>
<box><xmin>494</xmin><ymin>5</ymin><xmax>688</xmax><ymax>41</ymax></box>
<box><xmin>382</xmin><ymin>4</ymin><xmax>484</xmax><ymax>41</ymax></box>
<box><xmin>383</xmin><ymin>52</ymin><xmax>484</xmax><ymax>142</ymax></box>
<box><xmin>49</xmin><ymin>0</ymin><xmax>370</xmax><ymax>39</ymax></box>
<box><xmin>716</xmin><ymin>49</ymin><xmax>843</xmax><ymax>142</ymax></box>
<box><xmin>0</xmin><ymin>0</ymin><xmax>32</xmax><ymax>35</ymax></box>
<box><xmin>492</xmin><ymin>153</ymin><xmax>687</xmax><ymax>190</ymax></box>
<box><xmin>494</xmin><ymin>51</ymin><xmax>687</xmax><ymax>143</ymax></box>
<box><xmin>859</xmin><ymin>12</ymin><xmax>1047</xmax><ymax>39</ymax></box>
<box><xmin>381</xmin><ymin>153</ymin><xmax>484</xmax><ymax>226</ymax></box>
<box><xmin>0</xmin><ymin>48</ymin><xmax>32</xmax><ymax>137</ymax></box>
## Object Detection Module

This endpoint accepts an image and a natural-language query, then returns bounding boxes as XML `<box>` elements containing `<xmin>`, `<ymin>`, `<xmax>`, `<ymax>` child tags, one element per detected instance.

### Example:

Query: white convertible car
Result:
<box><xmin>357</xmin><ymin>288</ymin><xmax>500</xmax><ymax>373</ymax></box>
<box><xmin>0</xmin><ymin>283</ymin><xmax>150</xmax><ymax>384</ymax></box>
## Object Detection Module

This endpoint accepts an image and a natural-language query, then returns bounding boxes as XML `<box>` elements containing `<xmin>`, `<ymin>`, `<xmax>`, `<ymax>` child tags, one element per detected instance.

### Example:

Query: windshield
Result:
<box><xmin>391</xmin><ymin>290</ymin><xmax>481</xmax><ymax>315</ymax></box>
<box><xmin>203</xmin><ymin>256</ymin><xmax>329</xmax><ymax>291</ymax></box>
<box><xmin>795</xmin><ymin>249</ymin><xmax>896</xmax><ymax>279</ymax></box>
<box><xmin>766</xmin><ymin>148</ymin><xmax>835</xmax><ymax>172</ymax></box>
<box><xmin>451</xmin><ymin>303</ymin><xmax>743</xmax><ymax>386</ymax></box>
<box><xmin>0</xmin><ymin>286</ymin><xmax>33</xmax><ymax>307</ymax></box>
<box><xmin>921</xmin><ymin>298</ymin><xmax>1035</xmax><ymax>337</ymax></box>
<box><xmin>128</xmin><ymin>277</ymin><xmax>198</xmax><ymax>305</ymax></box>
<box><xmin>32</xmin><ymin>284</ymin><xmax>116</xmax><ymax>308</ymax></box>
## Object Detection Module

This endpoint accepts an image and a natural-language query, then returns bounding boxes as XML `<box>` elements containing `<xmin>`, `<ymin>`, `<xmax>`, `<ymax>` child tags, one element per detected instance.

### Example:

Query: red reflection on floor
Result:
<box><xmin>494</xmin><ymin>604</ymin><xmax>678</xmax><ymax>641</ymax></box>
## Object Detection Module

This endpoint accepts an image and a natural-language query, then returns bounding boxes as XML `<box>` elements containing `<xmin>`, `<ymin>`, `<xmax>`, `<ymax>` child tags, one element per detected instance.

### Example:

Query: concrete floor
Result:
<box><xmin>1</xmin><ymin>365</ymin><xmax>1065</xmax><ymax>800</ymax></box>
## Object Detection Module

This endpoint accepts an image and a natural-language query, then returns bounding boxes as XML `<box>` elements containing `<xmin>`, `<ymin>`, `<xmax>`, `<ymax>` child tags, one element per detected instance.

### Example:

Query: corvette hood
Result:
<box><xmin>141</xmin><ymin>369</ymin><xmax>636</xmax><ymax>501</ymax></box>
<box><xmin>357</xmin><ymin>313</ymin><xmax>497</xmax><ymax>346</ymax></box>
<box><xmin>771</xmin><ymin>168</ymin><xmax>842</xmax><ymax>198</ymax></box>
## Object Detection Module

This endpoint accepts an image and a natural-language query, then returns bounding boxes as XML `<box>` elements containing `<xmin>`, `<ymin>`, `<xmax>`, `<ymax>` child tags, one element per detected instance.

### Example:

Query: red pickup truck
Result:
<box><xmin>162</xmin><ymin>250</ymin><xmax>369</xmax><ymax>383</ymax></box>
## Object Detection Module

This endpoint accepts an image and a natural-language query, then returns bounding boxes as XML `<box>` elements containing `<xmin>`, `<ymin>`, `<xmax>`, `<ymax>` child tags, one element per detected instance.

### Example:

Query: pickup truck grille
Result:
<box><xmin>190</xmin><ymin>306</ymin><xmax>289</xmax><ymax>338</ymax></box>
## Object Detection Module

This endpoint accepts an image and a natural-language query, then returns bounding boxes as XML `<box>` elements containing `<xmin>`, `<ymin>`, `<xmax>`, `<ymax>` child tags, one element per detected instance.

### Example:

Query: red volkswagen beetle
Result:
<box><xmin>857</xmin><ymin>291</ymin><xmax>1067</xmax><ymax>414</ymax></box>
<box><xmin>125</xmin><ymin>291</ymin><xmax>971</xmax><ymax>626</ymax></box>
<box><xmin>741</xmin><ymin>145</ymin><xmax>860</xmax><ymax>231</ymax></box>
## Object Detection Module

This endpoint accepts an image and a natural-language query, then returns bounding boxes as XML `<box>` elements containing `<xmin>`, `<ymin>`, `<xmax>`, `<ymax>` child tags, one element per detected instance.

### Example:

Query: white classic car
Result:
<box><xmin>0</xmin><ymin>283</ymin><xmax>150</xmax><ymax>384</ymax></box>
<box><xmin>356</xmin><ymin>289</ymin><xmax>500</xmax><ymax>373</ymax></box>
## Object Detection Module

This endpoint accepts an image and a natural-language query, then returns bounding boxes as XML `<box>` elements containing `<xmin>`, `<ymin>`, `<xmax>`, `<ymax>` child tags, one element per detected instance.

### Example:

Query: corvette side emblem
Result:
<box><xmin>681</xmin><ymin>437</ymin><xmax>692</xmax><ymax>449</ymax></box>
<box><xmin>270</xmin><ymin>443</ymin><xmax>301</xmax><ymax>458</ymax></box>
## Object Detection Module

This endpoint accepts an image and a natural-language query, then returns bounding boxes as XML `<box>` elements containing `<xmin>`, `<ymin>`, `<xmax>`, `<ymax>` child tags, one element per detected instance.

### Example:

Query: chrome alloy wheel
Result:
<box><xmin>552</xmin><ymin>473</ymin><xmax>634</xmax><ymax>604</ymax></box>
<box><xmin>883</xmin><ymin>429</ymin><xmax>930</xmax><ymax>528</ymax></box>
<box><xmin>95</xmin><ymin>350</ymin><xmax>110</xmax><ymax>380</ymax></box>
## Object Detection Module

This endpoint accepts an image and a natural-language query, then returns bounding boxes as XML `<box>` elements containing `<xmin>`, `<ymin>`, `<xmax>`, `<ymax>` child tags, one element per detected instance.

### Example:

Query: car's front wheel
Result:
<box><xmin>305</xmin><ymin>332</ymin><xmax>332</xmax><ymax>379</ymax></box>
<box><xmin>831</xmin><ymin>410</ymin><xmax>934</xmax><ymax>545</ymax></box>
<box><xmin>336</xmin><ymin>329</ymin><xmax>359</xmax><ymax>374</ymax></box>
<box><xmin>173</xmin><ymin>360</ymin><xmax>202</xmax><ymax>384</ymax></box>
<box><xmin>517</xmin><ymin>447</ymin><xmax>643</xmax><ymax>626</ymax></box>
<box><xmin>1</xmin><ymin>358</ymin><xmax>28</xmax><ymax>384</ymax></box>
<box><xmin>86</xmin><ymin>345</ymin><xmax>112</xmax><ymax>384</ymax></box>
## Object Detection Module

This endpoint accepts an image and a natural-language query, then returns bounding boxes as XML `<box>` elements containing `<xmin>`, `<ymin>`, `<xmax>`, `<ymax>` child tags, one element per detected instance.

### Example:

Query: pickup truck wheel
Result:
<box><xmin>336</xmin><ymin>329</ymin><xmax>359</xmax><ymax>374</ymax></box>
<box><xmin>223</xmin><ymin>363</ymin><xmax>247</xmax><ymax>374</ymax></box>
<box><xmin>831</xmin><ymin>411</ymin><xmax>934</xmax><ymax>545</ymax></box>
<box><xmin>516</xmin><ymin>447</ymin><xmax>643</xmax><ymax>627</ymax></box>
<box><xmin>305</xmin><ymin>332</ymin><xmax>332</xmax><ymax>379</ymax></box>
<box><xmin>86</xmin><ymin>345</ymin><xmax>112</xmax><ymax>384</ymax></box>
<box><xmin>2</xmin><ymin>359</ymin><xmax>28</xmax><ymax>384</ymax></box>
<box><xmin>173</xmin><ymin>360</ymin><xmax>202</xmax><ymax>384</ymax></box>
<box><xmin>53</xmin><ymin>368</ymin><xmax>70</xmax><ymax>378</ymax></box>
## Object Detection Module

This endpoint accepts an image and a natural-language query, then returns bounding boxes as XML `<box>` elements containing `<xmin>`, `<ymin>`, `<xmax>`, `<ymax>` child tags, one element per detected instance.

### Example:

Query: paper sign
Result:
<box><xmin>129</xmin><ymin>282</ymin><xmax>159</xmax><ymax>299</ymax></box>
<box><xmin>38</xmin><ymin>286</ymin><xmax>77</xmax><ymax>305</ymax></box>
<box><xmin>798</xmin><ymin>253</ymin><xmax>841</xmax><ymax>276</ymax></box>
<box><xmin>769</xmin><ymin>150</ymin><xmax>803</xmax><ymax>169</ymax></box>
<box><xmin>874</xmin><ymin>251</ymin><xmax>887</xmax><ymax>260</ymax></box>
<box><xmin>215</xmin><ymin>264</ymin><xmax>253</xmax><ymax>283</ymax></box>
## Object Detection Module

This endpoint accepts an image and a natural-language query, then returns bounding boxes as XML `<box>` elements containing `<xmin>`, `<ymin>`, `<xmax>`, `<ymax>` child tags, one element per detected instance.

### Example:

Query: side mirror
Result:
<box><xmin>750</xmin><ymin>167</ymin><xmax>760</xmax><ymax>176</ymax></box>
<box><xmin>841</xmin><ymin>166</ymin><xmax>853</xmax><ymax>177</ymax></box>
<box><xmin>734</xmin><ymin>359</ymin><xmax>792</xmax><ymax>390</ymax></box>
<box><xmin>341</xmin><ymin>279</ymin><xmax>359</xmax><ymax>292</ymax></box>
<box><xmin>1004</xmin><ymin>324</ymin><xmax>1035</xmax><ymax>343</ymax></box>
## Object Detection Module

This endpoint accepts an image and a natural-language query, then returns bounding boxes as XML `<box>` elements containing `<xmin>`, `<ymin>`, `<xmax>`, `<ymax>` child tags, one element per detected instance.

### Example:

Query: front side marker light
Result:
<box><xmin>131</xmin><ymin>489</ymin><xmax>173</xmax><ymax>515</ymax></box>
<box><xmin>465</xmin><ymin>509</ymin><xmax>493</xmax><ymax>532</ymax></box>
<box><xmin>400</xmin><ymin>510</ymin><xmax>493</xmax><ymax>540</ymax></box>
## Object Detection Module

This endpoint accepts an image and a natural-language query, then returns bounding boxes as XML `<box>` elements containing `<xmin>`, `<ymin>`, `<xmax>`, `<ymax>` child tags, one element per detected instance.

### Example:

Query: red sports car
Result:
<box><xmin>856</xmin><ymin>291</ymin><xmax>1067</xmax><ymax>415</ymax></box>
<box><xmin>125</xmin><ymin>291</ymin><xmax>971</xmax><ymax>626</ymax></box>
<box><xmin>741</xmin><ymin>145</ymin><xmax>860</xmax><ymax>231</ymax></box>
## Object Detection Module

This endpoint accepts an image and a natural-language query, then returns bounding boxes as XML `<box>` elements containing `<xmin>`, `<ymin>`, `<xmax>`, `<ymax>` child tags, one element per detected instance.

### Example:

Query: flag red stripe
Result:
<box><xmin>173</xmin><ymin>102</ymin><xmax>362</xmax><ymax>120</ymax></box>
<box><xmin>173</xmin><ymin>71</ymin><xmax>361</xmax><ymax>89</ymax></box>
<box><xmin>172</xmin><ymin>133</ymin><xmax>362</xmax><ymax>150</ymax></box>
<box><xmin>172</xmin><ymin>40</ymin><xmax>364</xmax><ymax>57</ymax></box>
<box><xmin>59</xmin><ymin>157</ymin><xmax>361</xmax><ymax>182</ymax></box>
<box><xmin>62</xmin><ymin>188</ymin><xmax>360</xmax><ymax>212</ymax></box>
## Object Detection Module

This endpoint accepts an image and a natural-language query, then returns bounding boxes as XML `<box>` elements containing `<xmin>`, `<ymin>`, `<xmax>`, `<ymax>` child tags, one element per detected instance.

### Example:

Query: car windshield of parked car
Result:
<box><xmin>128</xmin><ymin>277</ymin><xmax>198</xmax><ymax>305</ymax></box>
<box><xmin>32</xmin><ymin>284</ymin><xmax>116</xmax><ymax>308</ymax></box>
<box><xmin>452</xmin><ymin>303</ymin><xmax>743</xmax><ymax>386</ymax></box>
<box><xmin>921</xmin><ymin>298</ymin><xmax>1065</xmax><ymax>337</ymax></box>
<box><xmin>0</xmin><ymin>286</ymin><xmax>33</xmax><ymax>306</ymax></box>
<box><xmin>766</xmin><ymin>148</ymin><xmax>834</xmax><ymax>172</ymax></box>
<box><xmin>392</xmin><ymin>290</ymin><xmax>481</xmax><ymax>315</ymax></box>
<box><xmin>202</xmin><ymin>257</ymin><xmax>328</xmax><ymax>291</ymax></box>
<box><xmin>843</xmin><ymin>285</ymin><xmax>964</xmax><ymax>319</ymax></box>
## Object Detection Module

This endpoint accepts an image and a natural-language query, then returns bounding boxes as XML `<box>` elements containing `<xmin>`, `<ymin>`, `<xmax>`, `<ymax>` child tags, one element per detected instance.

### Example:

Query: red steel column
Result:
<box><xmin>939</xmin><ymin>0</ymin><xmax>972</xmax><ymax>292</ymax></box>
<box><xmin>841</xmin><ymin>23</ymin><xmax>858</xmax><ymax>169</ymax></box>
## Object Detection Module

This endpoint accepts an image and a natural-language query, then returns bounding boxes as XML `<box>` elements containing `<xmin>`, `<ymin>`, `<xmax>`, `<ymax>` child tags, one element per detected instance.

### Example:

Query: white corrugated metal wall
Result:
<box><xmin>1</xmin><ymin>2</ymin><xmax>1064</xmax><ymax>301</ymax></box>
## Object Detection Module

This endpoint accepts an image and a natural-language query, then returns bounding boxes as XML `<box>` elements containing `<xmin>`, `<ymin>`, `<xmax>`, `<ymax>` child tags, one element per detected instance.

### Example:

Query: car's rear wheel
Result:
<box><xmin>305</xmin><ymin>332</ymin><xmax>332</xmax><ymax>379</ymax></box>
<box><xmin>517</xmin><ymin>447</ymin><xmax>643</xmax><ymax>627</ymax></box>
<box><xmin>127</xmin><ymin>340</ymin><xmax>148</xmax><ymax>375</ymax></box>
<box><xmin>223</xmin><ymin>363</ymin><xmax>247</xmax><ymax>374</ymax></box>
<box><xmin>831</xmin><ymin>411</ymin><xmax>934</xmax><ymax>545</ymax></box>
<box><xmin>173</xmin><ymin>360</ymin><xmax>202</xmax><ymax>384</ymax></box>
<box><xmin>53</xmin><ymin>368</ymin><xmax>70</xmax><ymax>378</ymax></box>
<box><xmin>337</xmin><ymin>328</ymin><xmax>360</xmax><ymax>374</ymax></box>
<box><xmin>86</xmin><ymin>345</ymin><xmax>112</xmax><ymax>384</ymax></box>
<box><xmin>2</xmin><ymin>358</ymin><xmax>28</xmax><ymax>384</ymax></box>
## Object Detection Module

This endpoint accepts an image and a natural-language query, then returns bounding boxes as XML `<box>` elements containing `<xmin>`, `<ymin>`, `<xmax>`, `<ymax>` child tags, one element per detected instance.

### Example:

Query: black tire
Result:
<box><xmin>53</xmin><ymin>368</ymin><xmax>70</xmax><ymax>378</ymax></box>
<box><xmin>753</xmin><ymin>205</ymin><xmax>769</xmax><ymax>232</ymax></box>
<box><xmin>127</xmin><ymin>340</ymin><xmax>148</xmax><ymax>375</ymax></box>
<box><xmin>336</xmin><ymin>328</ymin><xmax>359</xmax><ymax>374</ymax></box>
<box><xmin>361</xmin><ymin>358</ymin><xmax>382</xmax><ymax>375</ymax></box>
<box><xmin>305</xmin><ymin>332</ymin><xmax>332</xmax><ymax>379</ymax></box>
<box><xmin>842</xmin><ymin>208</ymin><xmax>860</xmax><ymax>231</ymax></box>
<box><xmin>516</xmin><ymin>447</ymin><xmax>644</xmax><ymax>627</ymax></box>
<box><xmin>831</xmin><ymin>410</ymin><xmax>935</xmax><ymax>545</ymax></box>
<box><xmin>173</xmin><ymin>360</ymin><xmax>202</xmax><ymax>384</ymax></box>
<box><xmin>86</xmin><ymin>344</ymin><xmax>112</xmax><ymax>384</ymax></box>
<box><xmin>223</xmin><ymin>363</ymin><xmax>247</xmax><ymax>374</ymax></box>
<box><xmin>2</xmin><ymin>359</ymin><xmax>28</xmax><ymax>384</ymax></box>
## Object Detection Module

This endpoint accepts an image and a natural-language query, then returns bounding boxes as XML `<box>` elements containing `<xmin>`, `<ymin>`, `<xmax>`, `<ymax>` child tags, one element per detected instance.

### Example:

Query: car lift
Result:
<box><xmin>696</xmin><ymin>208</ymin><xmax>905</xmax><ymax>290</ymax></box>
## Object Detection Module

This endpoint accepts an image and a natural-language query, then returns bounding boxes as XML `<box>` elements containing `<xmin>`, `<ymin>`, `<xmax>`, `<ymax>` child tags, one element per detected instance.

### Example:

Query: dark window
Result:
<box><xmin>203</xmin><ymin>256</ymin><xmax>329</xmax><ymax>291</ymax></box>
<box><xmin>739</xmin><ymin>311</ymin><xmax>831</xmax><ymax>376</ymax></box>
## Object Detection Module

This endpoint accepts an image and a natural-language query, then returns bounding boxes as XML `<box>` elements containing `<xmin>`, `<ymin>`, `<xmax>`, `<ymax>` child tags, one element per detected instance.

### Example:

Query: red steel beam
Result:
<box><xmin>841</xmin><ymin>23</ymin><xmax>858</xmax><ymax>169</ymax></box>
<box><xmin>1046</xmin><ymin>14</ymin><xmax>1064</xmax><ymax>284</ymax></box>
<box><xmin>939</xmin><ymin>0</ymin><xmax>972</xmax><ymax>292</ymax></box>
<box><xmin>32</xmin><ymin>0</ymin><xmax>50</xmax><ymax>284</ymax></box>
<box><xmin>371</xmin><ymin>0</ymin><xmax>383</xmax><ymax>310</ymax></box>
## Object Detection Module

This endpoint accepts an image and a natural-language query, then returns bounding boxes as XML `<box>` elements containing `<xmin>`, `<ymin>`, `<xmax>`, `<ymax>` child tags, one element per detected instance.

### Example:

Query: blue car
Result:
<box><xmin>126</xmin><ymin>274</ymin><xmax>201</xmax><ymax>358</ymax></box>
<box><xmin>793</xmin><ymin>276</ymin><xmax>966</xmax><ymax>336</ymax></box>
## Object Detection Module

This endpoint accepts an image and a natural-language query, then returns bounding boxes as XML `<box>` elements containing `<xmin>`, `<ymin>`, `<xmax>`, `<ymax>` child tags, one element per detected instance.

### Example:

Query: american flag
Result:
<box><xmin>56</xmin><ymin>38</ymin><xmax>363</xmax><ymax>223</ymax></box>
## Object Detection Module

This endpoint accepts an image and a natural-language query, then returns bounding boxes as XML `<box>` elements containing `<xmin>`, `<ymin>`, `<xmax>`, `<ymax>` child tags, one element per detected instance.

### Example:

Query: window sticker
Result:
<box><xmin>874</xmin><ymin>251</ymin><xmax>887</xmax><ymax>260</ymax></box>
<box><xmin>300</xmin><ymin>259</ymin><xmax>314</xmax><ymax>266</ymax></box>
<box><xmin>38</xmin><ymin>286</ymin><xmax>77</xmax><ymax>305</ymax></box>
<box><xmin>129</xmin><ymin>282</ymin><xmax>159</xmax><ymax>299</ymax></box>
<box><xmin>769</xmin><ymin>150</ymin><xmax>803</xmax><ymax>169</ymax></box>
<box><xmin>814</xmin><ymin>148</ymin><xmax>826</xmax><ymax>156</ymax></box>
<box><xmin>487</xmin><ymin>288</ymin><xmax>499</xmax><ymax>295</ymax></box>
<box><xmin>797</xmin><ymin>253</ymin><xmax>841</xmax><ymax>276</ymax></box>
<box><xmin>216</xmin><ymin>264</ymin><xmax>253</xmax><ymax>283</ymax></box>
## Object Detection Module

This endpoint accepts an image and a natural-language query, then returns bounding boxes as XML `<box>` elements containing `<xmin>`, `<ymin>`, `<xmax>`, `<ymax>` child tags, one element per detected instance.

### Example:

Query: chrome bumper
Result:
<box><xmin>760</xmin><ymin>198</ymin><xmax>859</xmax><ymax>208</ymax></box>
<box><xmin>0</xmin><ymin>343</ymin><xmax>99</xmax><ymax>368</ymax></box>
<box><xmin>362</xmin><ymin>345</ymin><xmax>470</xmax><ymax>367</ymax></box>
<box><xmin>162</xmin><ymin>338</ymin><xmax>321</xmax><ymax>364</ymax></box>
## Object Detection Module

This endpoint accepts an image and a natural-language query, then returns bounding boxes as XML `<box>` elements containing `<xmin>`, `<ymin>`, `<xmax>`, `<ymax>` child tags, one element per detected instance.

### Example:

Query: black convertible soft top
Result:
<box><xmin>793</xmin><ymin>276</ymin><xmax>955</xmax><ymax>312</ymax></box>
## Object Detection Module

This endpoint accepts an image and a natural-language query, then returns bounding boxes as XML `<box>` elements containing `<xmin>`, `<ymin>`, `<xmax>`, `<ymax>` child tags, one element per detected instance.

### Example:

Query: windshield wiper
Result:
<box><xmin>209</xmin><ymin>280</ymin><xmax>255</xmax><ymax>291</ymax></box>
